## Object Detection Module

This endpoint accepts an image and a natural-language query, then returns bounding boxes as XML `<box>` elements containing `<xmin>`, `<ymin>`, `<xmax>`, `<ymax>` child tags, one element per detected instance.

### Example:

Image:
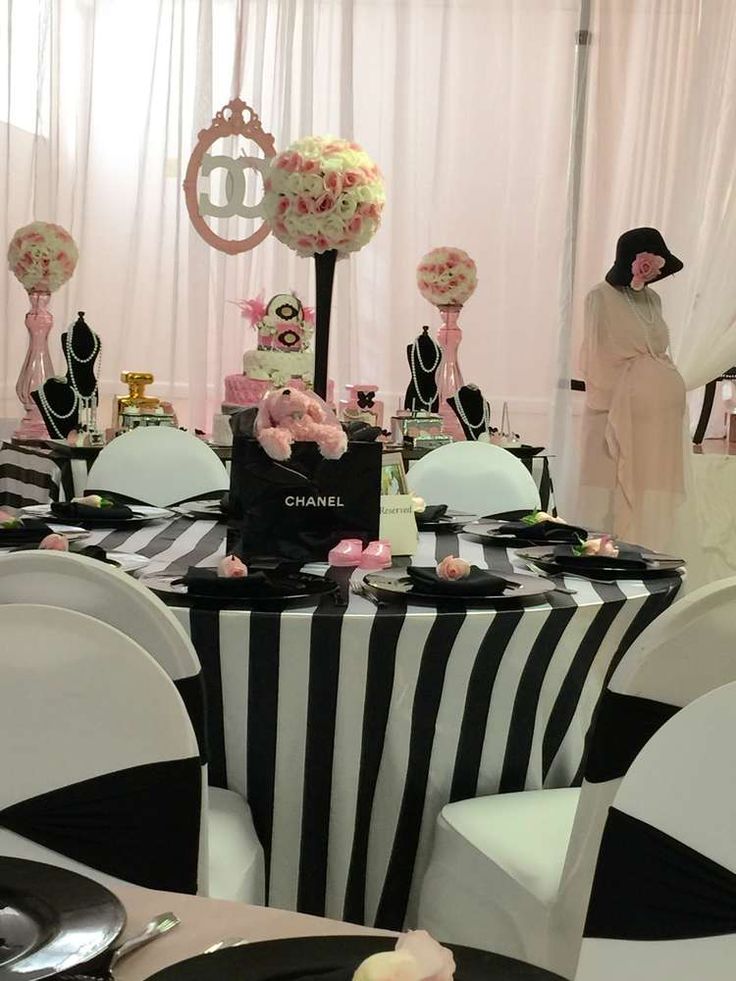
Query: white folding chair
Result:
<box><xmin>417</xmin><ymin>576</ymin><xmax>736</xmax><ymax>977</ymax></box>
<box><xmin>0</xmin><ymin>551</ymin><xmax>264</xmax><ymax>904</ymax></box>
<box><xmin>407</xmin><ymin>442</ymin><xmax>540</xmax><ymax>516</ymax></box>
<box><xmin>577</xmin><ymin>680</ymin><xmax>736</xmax><ymax>981</ymax></box>
<box><xmin>0</xmin><ymin>604</ymin><xmax>202</xmax><ymax>893</ymax></box>
<box><xmin>86</xmin><ymin>427</ymin><xmax>228</xmax><ymax>507</ymax></box>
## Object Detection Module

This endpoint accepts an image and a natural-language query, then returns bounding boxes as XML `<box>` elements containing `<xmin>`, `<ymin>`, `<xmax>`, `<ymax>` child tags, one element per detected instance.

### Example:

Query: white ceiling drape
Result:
<box><xmin>0</xmin><ymin>0</ymin><xmax>580</xmax><ymax>431</ymax></box>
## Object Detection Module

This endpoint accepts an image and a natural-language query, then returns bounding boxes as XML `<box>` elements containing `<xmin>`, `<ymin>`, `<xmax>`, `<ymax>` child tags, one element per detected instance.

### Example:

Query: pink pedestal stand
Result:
<box><xmin>436</xmin><ymin>305</ymin><xmax>465</xmax><ymax>440</ymax></box>
<box><xmin>14</xmin><ymin>291</ymin><xmax>54</xmax><ymax>440</ymax></box>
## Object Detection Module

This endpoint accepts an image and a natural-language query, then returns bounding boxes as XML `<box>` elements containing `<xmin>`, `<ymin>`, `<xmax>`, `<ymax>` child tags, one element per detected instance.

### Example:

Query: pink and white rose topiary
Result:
<box><xmin>7</xmin><ymin>221</ymin><xmax>78</xmax><ymax>294</ymax></box>
<box><xmin>263</xmin><ymin>136</ymin><xmax>385</xmax><ymax>257</ymax></box>
<box><xmin>417</xmin><ymin>247</ymin><xmax>477</xmax><ymax>307</ymax></box>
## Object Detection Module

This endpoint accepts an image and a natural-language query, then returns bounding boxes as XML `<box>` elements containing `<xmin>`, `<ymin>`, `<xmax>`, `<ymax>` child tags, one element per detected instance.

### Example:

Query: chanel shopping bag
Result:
<box><xmin>228</xmin><ymin>437</ymin><xmax>382</xmax><ymax>562</ymax></box>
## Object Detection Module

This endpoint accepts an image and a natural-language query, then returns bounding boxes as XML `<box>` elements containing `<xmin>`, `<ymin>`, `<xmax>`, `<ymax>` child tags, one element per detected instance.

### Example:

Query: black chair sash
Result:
<box><xmin>584</xmin><ymin>690</ymin><xmax>679</xmax><ymax>783</ymax></box>
<box><xmin>585</xmin><ymin>807</ymin><xmax>736</xmax><ymax>940</ymax></box>
<box><xmin>174</xmin><ymin>673</ymin><xmax>208</xmax><ymax>763</ymax></box>
<box><xmin>0</xmin><ymin>758</ymin><xmax>201</xmax><ymax>893</ymax></box>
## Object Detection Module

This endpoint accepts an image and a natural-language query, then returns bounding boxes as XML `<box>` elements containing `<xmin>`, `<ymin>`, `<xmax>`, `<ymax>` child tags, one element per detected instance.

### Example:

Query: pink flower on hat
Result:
<box><xmin>437</xmin><ymin>556</ymin><xmax>471</xmax><ymax>581</ymax></box>
<box><xmin>630</xmin><ymin>252</ymin><xmax>665</xmax><ymax>291</ymax></box>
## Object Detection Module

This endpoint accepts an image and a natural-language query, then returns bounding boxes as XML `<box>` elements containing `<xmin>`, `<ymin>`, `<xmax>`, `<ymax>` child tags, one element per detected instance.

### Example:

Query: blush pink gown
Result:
<box><xmin>577</xmin><ymin>281</ymin><xmax>686</xmax><ymax>551</ymax></box>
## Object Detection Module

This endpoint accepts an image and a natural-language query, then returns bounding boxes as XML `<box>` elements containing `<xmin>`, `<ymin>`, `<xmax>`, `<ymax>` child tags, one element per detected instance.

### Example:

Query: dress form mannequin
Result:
<box><xmin>32</xmin><ymin>312</ymin><xmax>101</xmax><ymax>439</ymax></box>
<box><xmin>578</xmin><ymin>228</ymin><xmax>686</xmax><ymax>551</ymax></box>
<box><xmin>448</xmin><ymin>384</ymin><xmax>490</xmax><ymax>441</ymax></box>
<box><xmin>404</xmin><ymin>326</ymin><xmax>442</xmax><ymax>412</ymax></box>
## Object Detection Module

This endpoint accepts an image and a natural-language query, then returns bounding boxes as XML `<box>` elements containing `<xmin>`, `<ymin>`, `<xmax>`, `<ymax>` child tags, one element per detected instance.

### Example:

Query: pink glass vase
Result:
<box><xmin>14</xmin><ymin>291</ymin><xmax>55</xmax><ymax>440</ymax></box>
<box><xmin>436</xmin><ymin>304</ymin><xmax>465</xmax><ymax>440</ymax></box>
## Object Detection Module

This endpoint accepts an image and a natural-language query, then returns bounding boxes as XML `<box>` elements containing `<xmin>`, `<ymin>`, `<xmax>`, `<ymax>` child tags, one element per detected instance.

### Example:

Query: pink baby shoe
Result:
<box><xmin>360</xmin><ymin>540</ymin><xmax>392</xmax><ymax>570</ymax></box>
<box><xmin>328</xmin><ymin>539</ymin><xmax>364</xmax><ymax>566</ymax></box>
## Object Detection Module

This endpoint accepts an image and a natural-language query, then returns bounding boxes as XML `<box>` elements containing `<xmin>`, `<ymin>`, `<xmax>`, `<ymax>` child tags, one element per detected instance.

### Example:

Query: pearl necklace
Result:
<box><xmin>37</xmin><ymin>380</ymin><xmax>78</xmax><ymax>438</ymax></box>
<box><xmin>624</xmin><ymin>286</ymin><xmax>656</xmax><ymax>325</ymax></box>
<box><xmin>453</xmin><ymin>391</ymin><xmax>490</xmax><ymax>434</ymax></box>
<box><xmin>413</xmin><ymin>335</ymin><xmax>441</xmax><ymax>373</ymax></box>
<box><xmin>65</xmin><ymin>322</ymin><xmax>100</xmax><ymax>397</ymax></box>
<box><xmin>410</xmin><ymin>340</ymin><xmax>440</xmax><ymax>409</ymax></box>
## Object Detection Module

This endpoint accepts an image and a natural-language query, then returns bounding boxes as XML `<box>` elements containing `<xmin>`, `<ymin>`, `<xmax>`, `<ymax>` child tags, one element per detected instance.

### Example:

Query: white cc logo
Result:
<box><xmin>198</xmin><ymin>151</ymin><xmax>268</xmax><ymax>219</ymax></box>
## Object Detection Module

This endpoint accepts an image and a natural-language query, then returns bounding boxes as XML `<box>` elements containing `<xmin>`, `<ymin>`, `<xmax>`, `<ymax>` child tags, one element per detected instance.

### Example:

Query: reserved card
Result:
<box><xmin>379</xmin><ymin>494</ymin><xmax>418</xmax><ymax>556</ymax></box>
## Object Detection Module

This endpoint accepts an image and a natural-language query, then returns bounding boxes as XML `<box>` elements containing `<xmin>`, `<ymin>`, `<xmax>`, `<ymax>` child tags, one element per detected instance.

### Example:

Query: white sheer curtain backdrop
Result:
<box><xmin>551</xmin><ymin>0</ymin><xmax>736</xmax><ymax>528</ymax></box>
<box><xmin>0</xmin><ymin>0</ymin><xmax>580</xmax><ymax>433</ymax></box>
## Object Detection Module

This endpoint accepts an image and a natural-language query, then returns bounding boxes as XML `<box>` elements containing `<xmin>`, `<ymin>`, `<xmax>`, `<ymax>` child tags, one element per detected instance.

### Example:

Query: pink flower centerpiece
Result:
<box><xmin>416</xmin><ymin>247</ymin><xmax>478</xmax><ymax>440</ymax></box>
<box><xmin>263</xmin><ymin>136</ymin><xmax>385</xmax><ymax>400</ymax></box>
<box><xmin>630</xmin><ymin>252</ymin><xmax>665</xmax><ymax>291</ymax></box>
<box><xmin>416</xmin><ymin>247</ymin><xmax>477</xmax><ymax>308</ymax></box>
<box><xmin>263</xmin><ymin>136</ymin><xmax>385</xmax><ymax>258</ymax></box>
<box><xmin>7</xmin><ymin>220</ymin><xmax>79</xmax><ymax>439</ymax></box>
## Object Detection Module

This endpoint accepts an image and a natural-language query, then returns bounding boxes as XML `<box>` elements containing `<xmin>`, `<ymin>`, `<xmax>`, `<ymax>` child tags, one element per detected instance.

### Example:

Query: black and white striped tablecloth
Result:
<box><xmin>80</xmin><ymin>517</ymin><xmax>679</xmax><ymax>929</ymax></box>
<box><xmin>0</xmin><ymin>442</ymin><xmax>64</xmax><ymax>506</ymax></box>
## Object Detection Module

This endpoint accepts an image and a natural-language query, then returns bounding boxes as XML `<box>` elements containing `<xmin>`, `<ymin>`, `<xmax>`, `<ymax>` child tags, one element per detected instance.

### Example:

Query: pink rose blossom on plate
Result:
<box><xmin>630</xmin><ymin>252</ymin><xmax>665</xmax><ymax>291</ymax></box>
<box><xmin>218</xmin><ymin>555</ymin><xmax>248</xmax><ymax>578</ymax></box>
<box><xmin>395</xmin><ymin>931</ymin><xmax>455</xmax><ymax>981</ymax></box>
<box><xmin>437</xmin><ymin>555</ymin><xmax>471</xmax><ymax>581</ymax></box>
<box><xmin>39</xmin><ymin>533</ymin><xmax>69</xmax><ymax>551</ymax></box>
<box><xmin>351</xmin><ymin>933</ymin><xmax>455</xmax><ymax>981</ymax></box>
<box><xmin>579</xmin><ymin>535</ymin><xmax>619</xmax><ymax>558</ymax></box>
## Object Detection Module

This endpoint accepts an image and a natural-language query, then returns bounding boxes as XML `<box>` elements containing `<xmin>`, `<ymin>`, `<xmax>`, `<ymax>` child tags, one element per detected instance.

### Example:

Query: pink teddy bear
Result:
<box><xmin>255</xmin><ymin>387</ymin><xmax>348</xmax><ymax>462</ymax></box>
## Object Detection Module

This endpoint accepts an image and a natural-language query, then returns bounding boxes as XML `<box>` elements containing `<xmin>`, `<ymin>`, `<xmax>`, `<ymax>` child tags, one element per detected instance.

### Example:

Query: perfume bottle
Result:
<box><xmin>113</xmin><ymin>371</ymin><xmax>160</xmax><ymax>429</ymax></box>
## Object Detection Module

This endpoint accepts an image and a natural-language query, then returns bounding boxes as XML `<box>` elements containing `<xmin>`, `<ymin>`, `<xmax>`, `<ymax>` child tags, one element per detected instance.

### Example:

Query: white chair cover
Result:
<box><xmin>86</xmin><ymin>427</ymin><xmax>228</xmax><ymax>507</ymax></box>
<box><xmin>406</xmin><ymin>442</ymin><xmax>540</xmax><ymax>516</ymax></box>
<box><xmin>0</xmin><ymin>604</ymin><xmax>201</xmax><ymax>892</ymax></box>
<box><xmin>417</xmin><ymin>576</ymin><xmax>736</xmax><ymax>976</ymax></box>
<box><xmin>0</xmin><ymin>552</ymin><xmax>265</xmax><ymax>904</ymax></box>
<box><xmin>576</xmin><ymin>680</ymin><xmax>736</xmax><ymax>981</ymax></box>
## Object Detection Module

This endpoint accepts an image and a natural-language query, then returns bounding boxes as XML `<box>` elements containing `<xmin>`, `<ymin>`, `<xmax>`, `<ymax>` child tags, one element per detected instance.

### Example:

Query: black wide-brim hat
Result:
<box><xmin>605</xmin><ymin>227</ymin><xmax>683</xmax><ymax>287</ymax></box>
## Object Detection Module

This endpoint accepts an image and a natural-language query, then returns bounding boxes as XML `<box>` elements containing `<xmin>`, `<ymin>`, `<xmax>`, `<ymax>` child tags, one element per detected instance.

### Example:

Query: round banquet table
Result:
<box><xmin>110</xmin><ymin>882</ymin><xmax>562</xmax><ymax>981</ymax></box>
<box><xmin>80</xmin><ymin>516</ymin><xmax>682</xmax><ymax>931</ymax></box>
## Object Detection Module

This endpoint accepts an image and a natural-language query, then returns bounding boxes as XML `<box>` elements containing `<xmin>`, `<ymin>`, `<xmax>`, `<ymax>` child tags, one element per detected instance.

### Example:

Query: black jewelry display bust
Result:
<box><xmin>404</xmin><ymin>326</ymin><xmax>442</xmax><ymax>412</ymax></box>
<box><xmin>32</xmin><ymin>312</ymin><xmax>101</xmax><ymax>439</ymax></box>
<box><xmin>448</xmin><ymin>384</ymin><xmax>490</xmax><ymax>440</ymax></box>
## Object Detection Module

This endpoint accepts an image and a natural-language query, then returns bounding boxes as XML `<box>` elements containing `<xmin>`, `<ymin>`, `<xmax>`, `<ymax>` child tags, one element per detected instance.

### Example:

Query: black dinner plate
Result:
<box><xmin>504</xmin><ymin>445</ymin><xmax>544</xmax><ymax>457</ymax></box>
<box><xmin>141</xmin><ymin>570</ymin><xmax>338</xmax><ymax>610</ymax></box>
<box><xmin>462</xmin><ymin>520</ymin><xmax>580</xmax><ymax>548</ymax></box>
<box><xmin>145</xmin><ymin>935</ymin><xmax>563</xmax><ymax>981</ymax></box>
<box><xmin>0</xmin><ymin>857</ymin><xmax>125</xmax><ymax>981</ymax></box>
<box><xmin>518</xmin><ymin>546</ymin><xmax>685</xmax><ymax>582</ymax></box>
<box><xmin>415</xmin><ymin>519</ymin><xmax>467</xmax><ymax>534</ymax></box>
<box><xmin>174</xmin><ymin>500</ymin><xmax>227</xmax><ymax>522</ymax></box>
<box><xmin>363</xmin><ymin>569</ymin><xmax>556</xmax><ymax>606</ymax></box>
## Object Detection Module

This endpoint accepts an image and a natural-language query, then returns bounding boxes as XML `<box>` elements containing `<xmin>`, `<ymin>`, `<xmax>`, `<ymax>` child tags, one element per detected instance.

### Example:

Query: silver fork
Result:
<box><xmin>108</xmin><ymin>911</ymin><xmax>180</xmax><ymax>973</ymax></box>
<box><xmin>62</xmin><ymin>912</ymin><xmax>180</xmax><ymax>981</ymax></box>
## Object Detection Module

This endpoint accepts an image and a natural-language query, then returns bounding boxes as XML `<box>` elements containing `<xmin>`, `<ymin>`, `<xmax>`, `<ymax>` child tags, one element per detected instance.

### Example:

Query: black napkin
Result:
<box><xmin>497</xmin><ymin>519</ymin><xmax>587</xmax><ymax>543</ymax></box>
<box><xmin>179</xmin><ymin>568</ymin><xmax>287</xmax><ymax>597</ymax></box>
<box><xmin>51</xmin><ymin>500</ymin><xmax>135</xmax><ymax>523</ymax></box>
<box><xmin>0</xmin><ymin>519</ymin><xmax>54</xmax><ymax>546</ymax></box>
<box><xmin>407</xmin><ymin>565</ymin><xmax>518</xmax><ymax>596</ymax></box>
<box><xmin>552</xmin><ymin>543</ymin><xmax>647</xmax><ymax>569</ymax></box>
<box><xmin>416</xmin><ymin>504</ymin><xmax>449</xmax><ymax>526</ymax></box>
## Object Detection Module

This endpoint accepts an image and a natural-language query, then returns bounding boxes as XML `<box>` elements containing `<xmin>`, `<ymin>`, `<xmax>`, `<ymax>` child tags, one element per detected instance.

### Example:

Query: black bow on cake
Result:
<box><xmin>356</xmin><ymin>390</ymin><xmax>375</xmax><ymax>409</ymax></box>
